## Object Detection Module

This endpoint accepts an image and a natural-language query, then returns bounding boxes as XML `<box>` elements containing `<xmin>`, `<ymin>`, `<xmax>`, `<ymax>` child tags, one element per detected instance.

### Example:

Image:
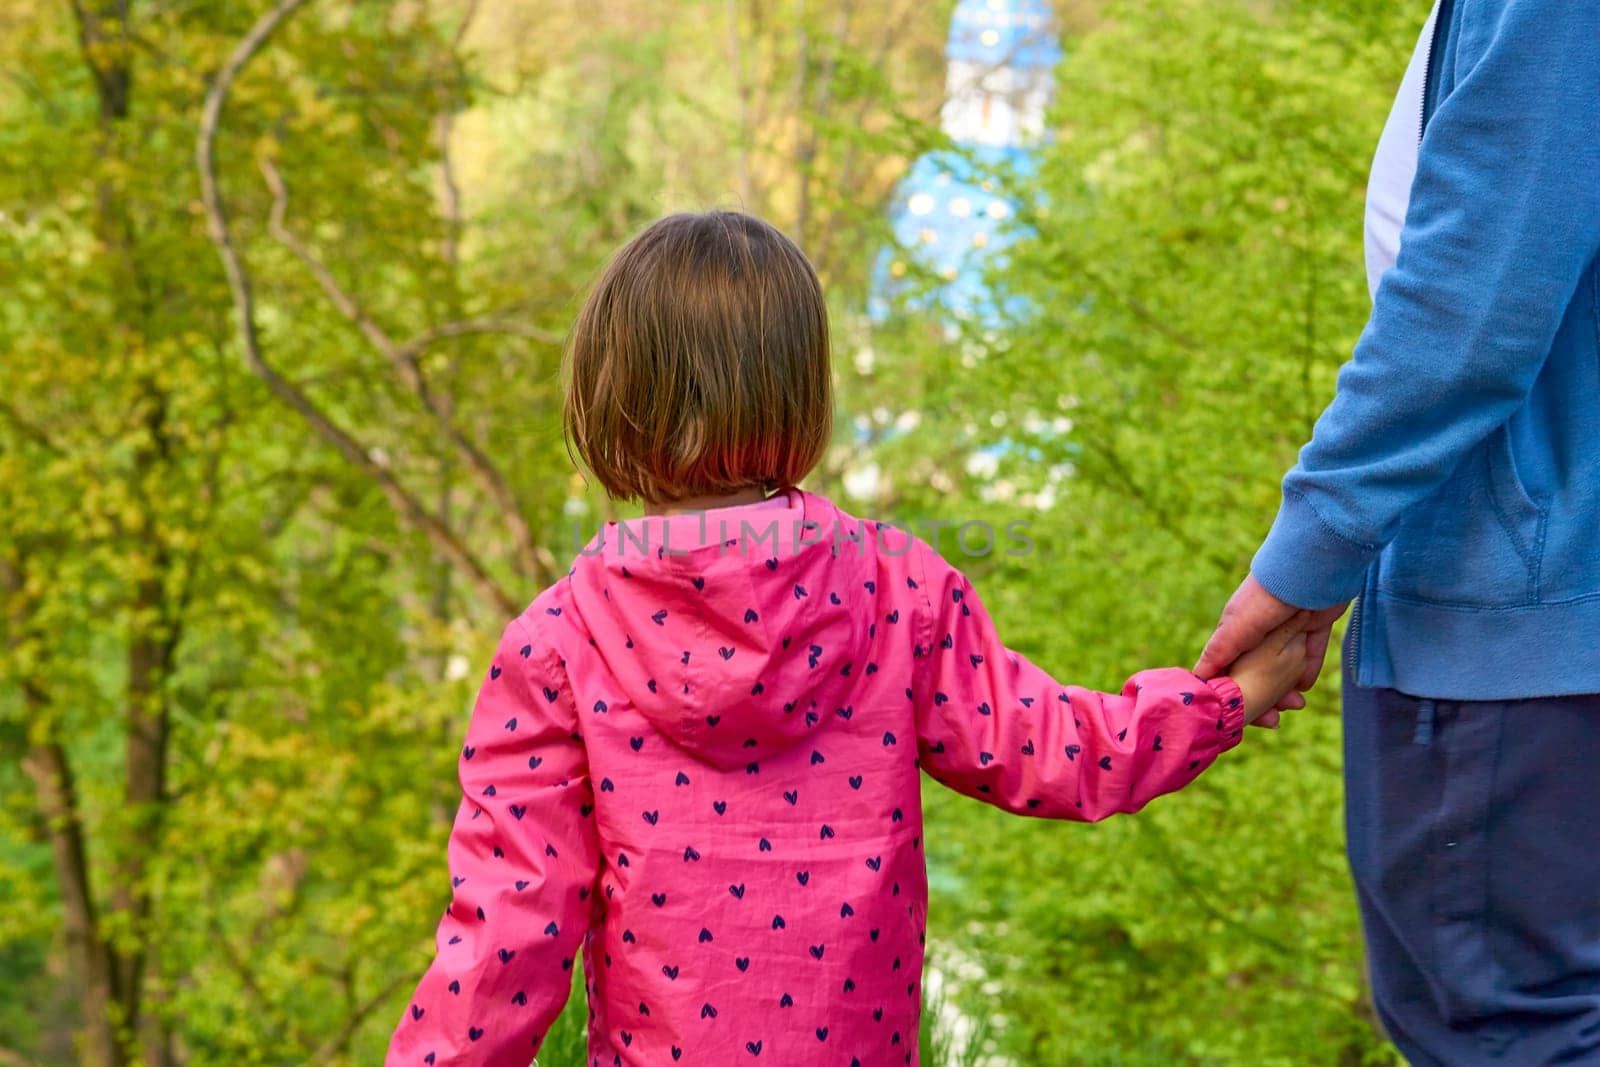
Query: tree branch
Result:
<box><xmin>256</xmin><ymin>151</ymin><xmax>555</xmax><ymax>585</ymax></box>
<box><xmin>435</xmin><ymin>0</ymin><xmax>481</xmax><ymax>271</ymax></box>
<box><xmin>305</xmin><ymin>970</ymin><xmax>413</xmax><ymax>1062</ymax></box>
<box><xmin>1074</xmin><ymin>431</ymin><xmax>1234</xmax><ymax>573</ymax></box>
<box><xmin>203</xmin><ymin>908</ymin><xmax>309</xmax><ymax>1052</ymax></box>
<box><xmin>396</xmin><ymin>315</ymin><xmax>564</xmax><ymax>355</ymax></box>
<box><xmin>195</xmin><ymin>0</ymin><xmax>518</xmax><ymax>618</ymax></box>
<box><xmin>793</xmin><ymin>0</ymin><xmax>853</xmax><ymax>245</ymax></box>
<box><xmin>68</xmin><ymin>0</ymin><xmax>133</xmax><ymax>122</ymax></box>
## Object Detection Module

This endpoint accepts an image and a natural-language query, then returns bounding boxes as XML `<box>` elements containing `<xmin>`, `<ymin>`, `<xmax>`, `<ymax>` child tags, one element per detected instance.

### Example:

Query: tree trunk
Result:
<box><xmin>69</xmin><ymin>5</ymin><xmax>179</xmax><ymax>1062</ymax></box>
<box><xmin>109</xmin><ymin>382</ymin><xmax>179</xmax><ymax>1067</ymax></box>
<box><xmin>5</xmin><ymin>553</ymin><xmax>125</xmax><ymax>1067</ymax></box>
<box><xmin>21</xmin><ymin>739</ymin><xmax>126</xmax><ymax>1067</ymax></box>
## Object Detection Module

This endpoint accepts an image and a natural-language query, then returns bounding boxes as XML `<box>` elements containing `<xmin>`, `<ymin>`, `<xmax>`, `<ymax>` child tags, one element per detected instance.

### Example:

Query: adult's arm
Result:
<box><xmin>1250</xmin><ymin>0</ymin><xmax>1600</xmax><ymax>611</ymax></box>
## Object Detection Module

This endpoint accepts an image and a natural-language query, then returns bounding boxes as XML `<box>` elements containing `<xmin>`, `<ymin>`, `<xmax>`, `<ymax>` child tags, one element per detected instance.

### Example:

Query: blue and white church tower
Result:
<box><xmin>869</xmin><ymin>0</ymin><xmax>1061</xmax><ymax>326</ymax></box>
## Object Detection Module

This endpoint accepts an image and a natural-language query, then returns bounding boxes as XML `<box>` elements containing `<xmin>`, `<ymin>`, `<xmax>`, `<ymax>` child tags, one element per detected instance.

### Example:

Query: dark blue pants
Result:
<box><xmin>1343</xmin><ymin>655</ymin><xmax>1600</xmax><ymax>1065</ymax></box>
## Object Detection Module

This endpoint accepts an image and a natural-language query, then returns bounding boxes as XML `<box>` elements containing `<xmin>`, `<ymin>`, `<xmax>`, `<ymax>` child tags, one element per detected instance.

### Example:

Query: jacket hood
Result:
<box><xmin>566</xmin><ymin>488</ymin><xmax>878</xmax><ymax>770</ymax></box>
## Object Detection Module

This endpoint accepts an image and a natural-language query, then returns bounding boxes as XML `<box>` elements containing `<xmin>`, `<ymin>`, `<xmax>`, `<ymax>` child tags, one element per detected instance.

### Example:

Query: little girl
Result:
<box><xmin>386</xmin><ymin>211</ymin><xmax>1306</xmax><ymax>1067</ymax></box>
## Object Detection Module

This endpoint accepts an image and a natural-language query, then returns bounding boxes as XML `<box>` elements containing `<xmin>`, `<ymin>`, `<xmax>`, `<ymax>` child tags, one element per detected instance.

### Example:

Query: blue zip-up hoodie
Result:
<box><xmin>1251</xmin><ymin>0</ymin><xmax>1600</xmax><ymax>701</ymax></box>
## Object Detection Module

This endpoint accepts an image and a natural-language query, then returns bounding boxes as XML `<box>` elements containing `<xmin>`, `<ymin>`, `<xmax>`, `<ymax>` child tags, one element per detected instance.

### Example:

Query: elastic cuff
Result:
<box><xmin>1205</xmin><ymin>676</ymin><xmax>1247</xmax><ymax>751</ymax></box>
<box><xmin>1250</xmin><ymin>489</ymin><xmax>1374</xmax><ymax>610</ymax></box>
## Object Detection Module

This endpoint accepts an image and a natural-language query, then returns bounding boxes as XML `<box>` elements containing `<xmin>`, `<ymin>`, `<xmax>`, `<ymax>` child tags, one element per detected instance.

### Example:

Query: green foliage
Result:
<box><xmin>0</xmin><ymin>0</ymin><xmax>1420</xmax><ymax>1063</ymax></box>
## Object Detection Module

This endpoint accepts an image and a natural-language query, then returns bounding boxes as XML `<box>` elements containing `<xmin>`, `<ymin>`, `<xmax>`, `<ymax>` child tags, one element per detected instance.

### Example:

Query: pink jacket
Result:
<box><xmin>386</xmin><ymin>488</ymin><xmax>1245</xmax><ymax>1066</ymax></box>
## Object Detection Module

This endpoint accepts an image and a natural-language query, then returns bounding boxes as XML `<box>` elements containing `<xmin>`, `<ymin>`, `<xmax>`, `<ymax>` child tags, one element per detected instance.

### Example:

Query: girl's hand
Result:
<box><xmin>1225</xmin><ymin>613</ymin><xmax>1310</xmax><ymax>725</ymax></box>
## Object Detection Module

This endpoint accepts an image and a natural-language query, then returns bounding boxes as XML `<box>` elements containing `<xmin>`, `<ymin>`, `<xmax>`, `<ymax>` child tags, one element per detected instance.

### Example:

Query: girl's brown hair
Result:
<box><xmin>563</xmin><ymin>211</ymin><xmax>832</xmax><ymax>504</ymax></box>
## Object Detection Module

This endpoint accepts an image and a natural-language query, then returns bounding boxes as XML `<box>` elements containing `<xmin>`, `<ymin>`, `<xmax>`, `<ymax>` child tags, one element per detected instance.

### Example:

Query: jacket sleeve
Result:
<box><xmin>386</xmin><ymin>614</ymin><xmax>599</xmax><ymax>1067</ymax></box>
<box><xmin>909</xmin><ymin>541</ymin><xmax>1246</xmax><ymax>821</ymax></box>
<box><xmin>1252</xmin><ymin>0</ymin><xmax>1600</xmax><ymax>609</ymax></box>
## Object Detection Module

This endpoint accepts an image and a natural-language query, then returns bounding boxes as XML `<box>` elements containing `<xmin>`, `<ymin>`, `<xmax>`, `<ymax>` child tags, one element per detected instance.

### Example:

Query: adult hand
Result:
<box><xmin>1196</xmin><ymin>574</ymin><xmax>1348</xmax><ymax>720</ymax></box>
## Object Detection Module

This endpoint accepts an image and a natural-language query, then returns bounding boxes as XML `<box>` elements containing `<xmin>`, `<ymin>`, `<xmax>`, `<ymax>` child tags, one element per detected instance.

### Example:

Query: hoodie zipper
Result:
<box><xmin>1418</xmin><ymin>0</ymin><xmax>1453</xmax><ymax>144</ymax></box>
<box><xmin>1344</xmin><ymin>594</ymin><xmax>1363</xmax><ymax>680</ymax></box>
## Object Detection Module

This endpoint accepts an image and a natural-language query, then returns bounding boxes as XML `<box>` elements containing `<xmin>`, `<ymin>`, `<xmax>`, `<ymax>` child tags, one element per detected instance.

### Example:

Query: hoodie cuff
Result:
<box><xmin>1205</xmin><ymin>676</ymin><xmax>1247</xmax><ymax>752</ymax></box>
<box><xmin>1250</xmin><ymin>488</ymin><xmax>1375</xmax><ymax>610</ymax></box>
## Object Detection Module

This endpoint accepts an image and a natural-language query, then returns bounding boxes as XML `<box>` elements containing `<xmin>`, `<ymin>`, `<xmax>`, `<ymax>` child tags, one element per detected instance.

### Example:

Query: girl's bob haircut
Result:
<box><xmin>563</xmin><ymin>211</ymin><xmax>832</xmax><ymax>504</ymax></box>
